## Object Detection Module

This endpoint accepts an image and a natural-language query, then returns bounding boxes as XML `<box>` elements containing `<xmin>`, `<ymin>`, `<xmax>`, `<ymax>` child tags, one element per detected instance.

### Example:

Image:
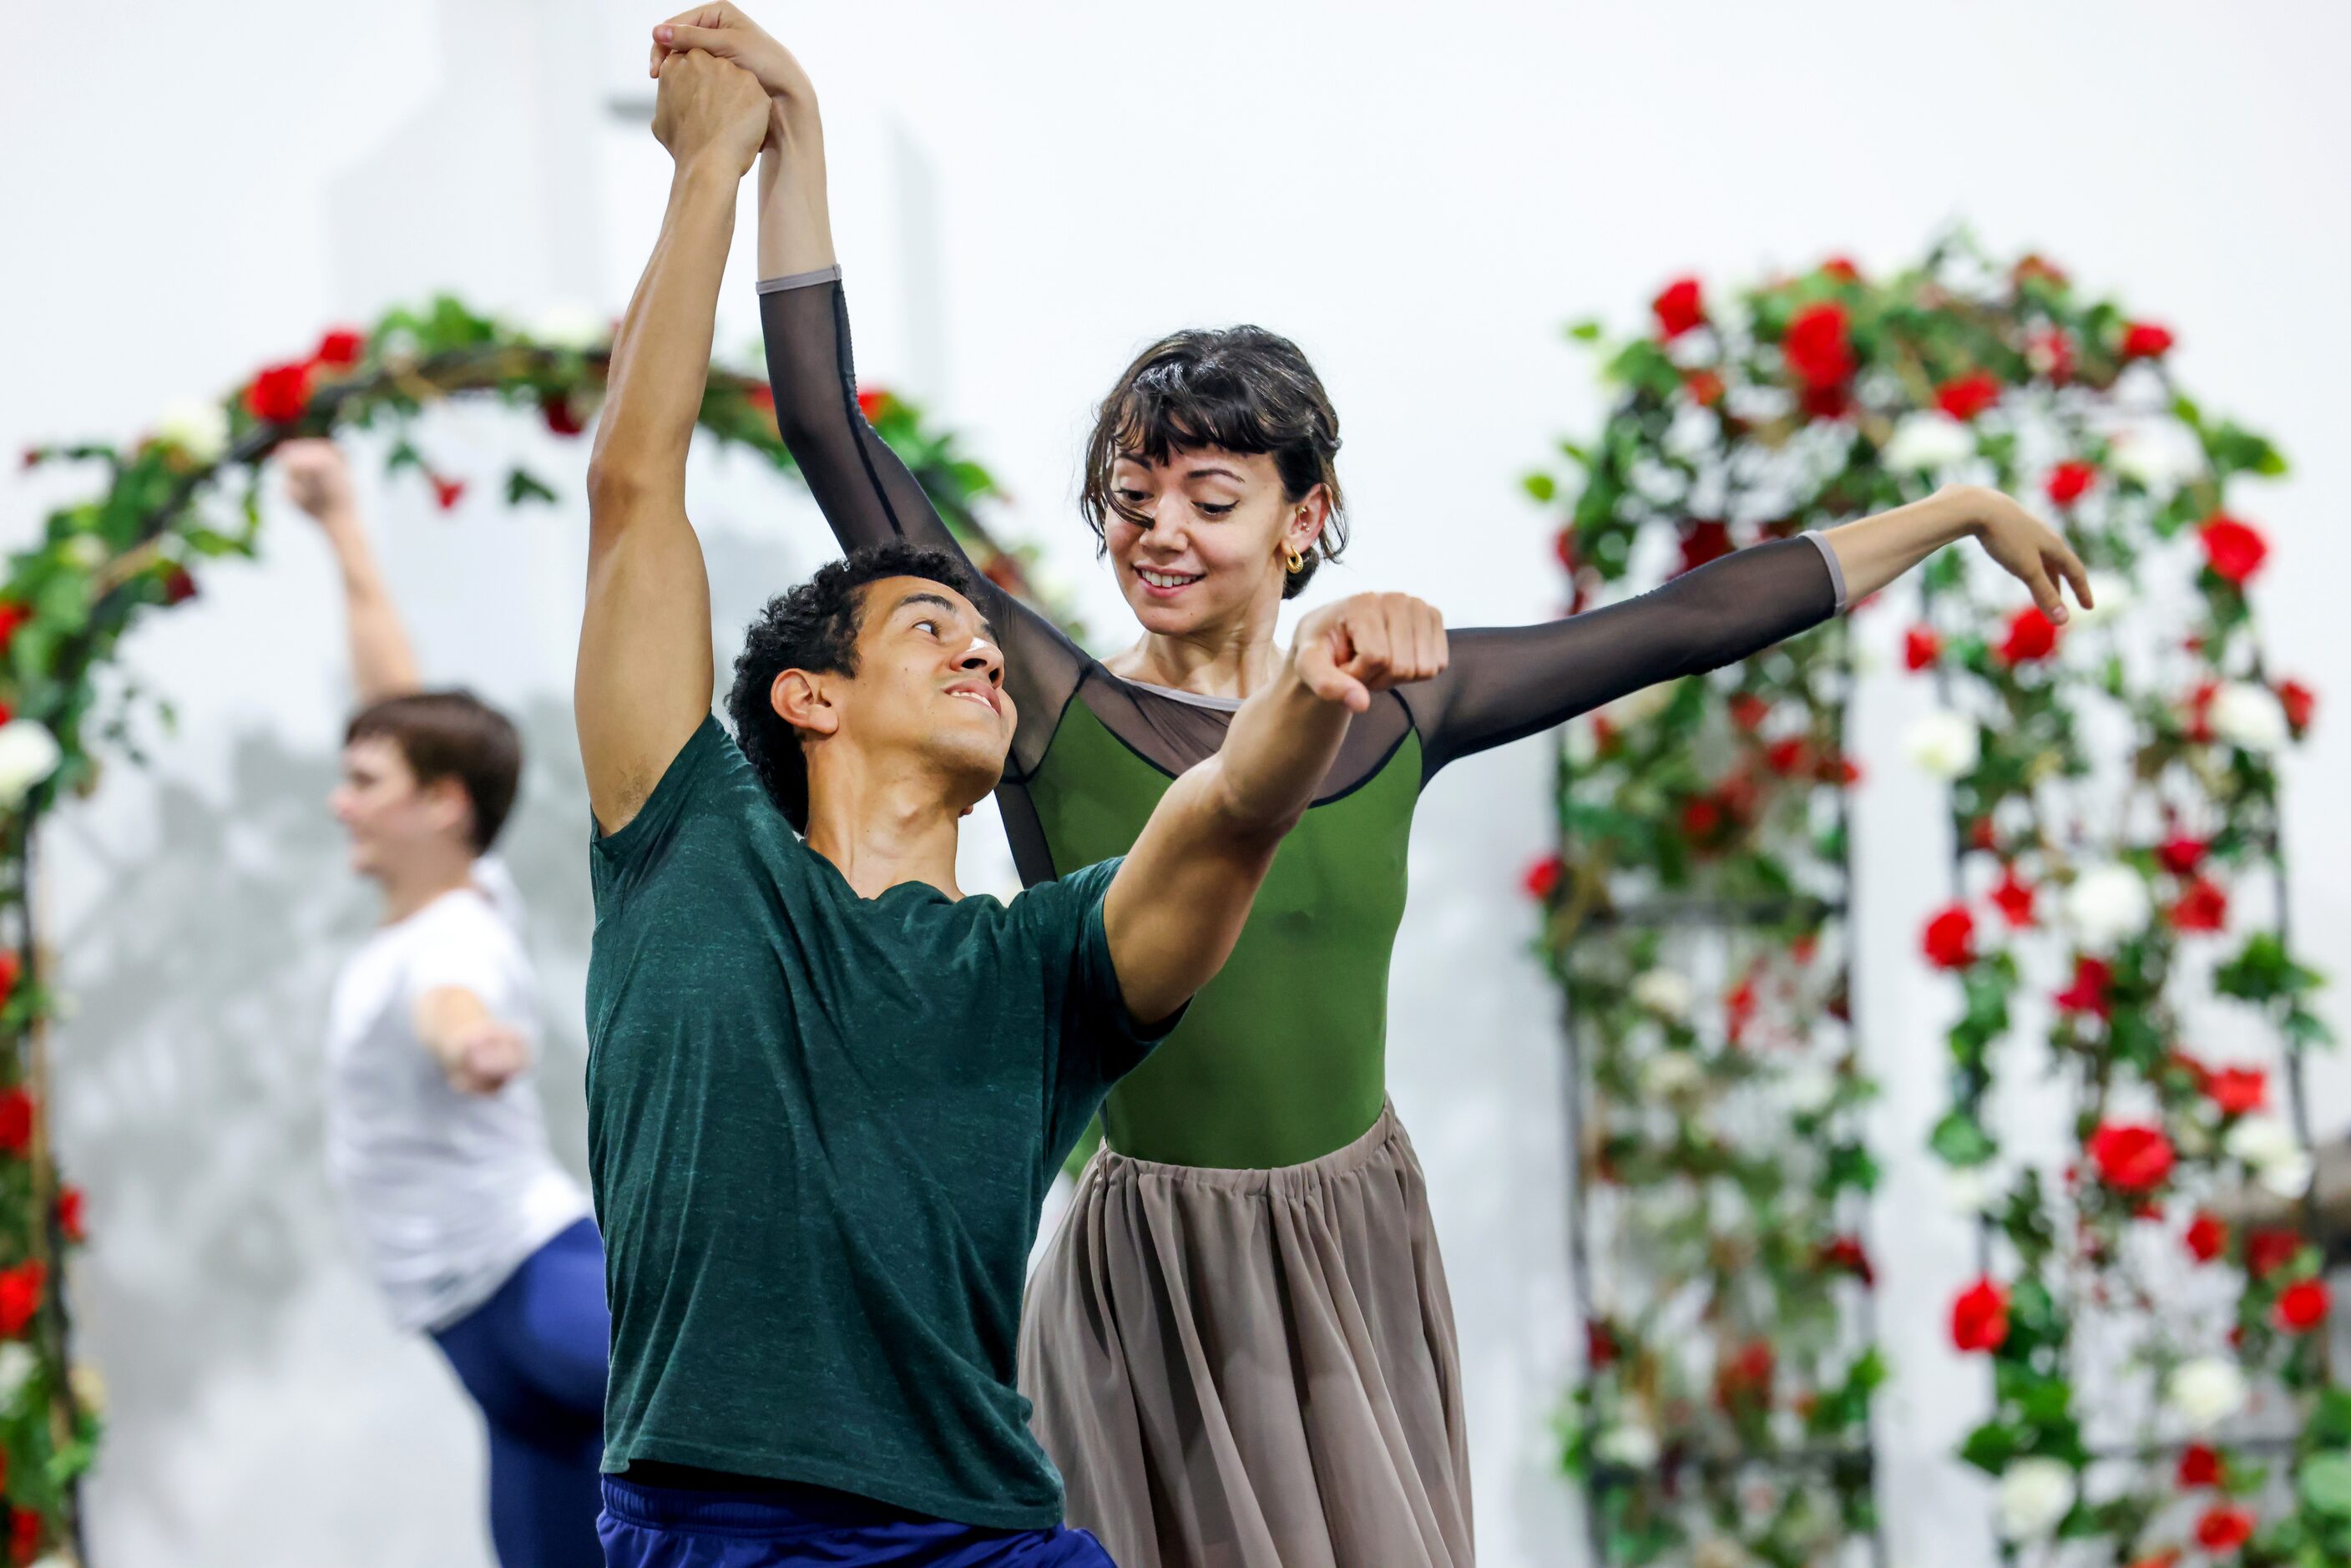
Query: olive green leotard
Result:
<box><xmin>757</xmin><ymin>268</ymin><xmax>1843</xmax><ymax>1170</ymax></box>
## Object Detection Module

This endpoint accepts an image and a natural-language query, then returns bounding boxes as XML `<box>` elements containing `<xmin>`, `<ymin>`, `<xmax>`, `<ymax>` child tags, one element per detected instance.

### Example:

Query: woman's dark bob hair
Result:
<box><xmin>1079</xmin><ymin>326</ymin><xmax>1347</xmax><ymax>599</ymax></box>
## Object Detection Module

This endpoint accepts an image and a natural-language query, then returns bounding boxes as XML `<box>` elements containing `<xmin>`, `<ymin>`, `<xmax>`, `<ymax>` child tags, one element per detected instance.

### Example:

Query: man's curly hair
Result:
<box><xmin>726</xmin><ymin>542</ymin><xmax>977</xmax><ymax>832</ymax></box>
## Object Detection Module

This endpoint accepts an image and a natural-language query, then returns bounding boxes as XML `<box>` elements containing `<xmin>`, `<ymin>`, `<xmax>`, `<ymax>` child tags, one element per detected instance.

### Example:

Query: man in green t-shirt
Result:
<box><xmin>574</xmin><ymin>47</ymin><xmax>1450</xmax><ymax>1567</ymax></box>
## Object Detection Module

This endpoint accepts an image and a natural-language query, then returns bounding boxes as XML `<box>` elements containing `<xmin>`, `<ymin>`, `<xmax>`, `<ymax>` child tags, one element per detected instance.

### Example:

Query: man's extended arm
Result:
<box><xmin>1102</xmin><ymin>594</ymin><xmax>1449</xmax><ymax>1024</ymax></box>
<box><xmin>280</xmin><ymin>439</ymin><xmax>422</xmax><ymax>705</ymax></box>
<box><xmin>575</xmin><ymin>49</ymin><xmax>770</xmax><ymax>834</ymax></box>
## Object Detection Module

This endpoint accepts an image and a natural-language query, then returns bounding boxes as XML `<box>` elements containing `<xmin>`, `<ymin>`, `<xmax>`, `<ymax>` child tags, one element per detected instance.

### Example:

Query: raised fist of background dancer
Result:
<box><xmin>650</xmin><ymin>43</ymin><xmax>770</xmax><ymax>175</ymax></box>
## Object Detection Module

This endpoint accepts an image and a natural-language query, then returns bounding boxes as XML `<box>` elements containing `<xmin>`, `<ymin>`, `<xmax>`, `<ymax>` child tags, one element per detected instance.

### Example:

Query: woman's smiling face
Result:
<box><xmin>1103</xmin><ymin>446</ymin><xmax>1322</xmax><ymax>639</ymax></box>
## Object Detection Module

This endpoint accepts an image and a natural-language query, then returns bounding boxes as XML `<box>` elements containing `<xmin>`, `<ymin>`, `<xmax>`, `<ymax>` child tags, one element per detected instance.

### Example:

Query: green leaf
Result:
<box><xmin>505</xmin><ymin>468</ymin><xmax>558</xmax><ymax>507</ymax></box>
<box><xmin>1523</xmin><ymin>472</ymin><xmax>1558</xmax><ymax>503</ymax></box>
<box><xmin>2300</xmin><ymin>1454</ymin><xmax>2351</xmax><ymax>1518</ymax></box>
<box><xmin>1929</xmin><ymin>1110</ymin><xmax>1997</xmax><ymax>1166</ymax></box>
<box><xmin>1565</xmin><ymin>319</ymin><xmax>1604</xmax><ymax>343</ymax></box>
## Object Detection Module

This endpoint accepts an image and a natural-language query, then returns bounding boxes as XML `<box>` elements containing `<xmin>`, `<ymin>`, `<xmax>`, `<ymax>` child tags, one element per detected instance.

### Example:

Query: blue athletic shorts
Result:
<box><xmin>595</xmin><ymin>1475</ymin><xmax>1115</xmax><ymax>1566</ymax></box>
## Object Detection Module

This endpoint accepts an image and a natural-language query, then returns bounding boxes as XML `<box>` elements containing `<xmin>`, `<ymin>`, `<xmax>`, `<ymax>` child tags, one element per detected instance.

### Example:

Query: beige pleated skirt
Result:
<box><xmin>1018</xmin><ymin>1102</ymin><xmax>1473</xmax><ymax>1568</ymax></box>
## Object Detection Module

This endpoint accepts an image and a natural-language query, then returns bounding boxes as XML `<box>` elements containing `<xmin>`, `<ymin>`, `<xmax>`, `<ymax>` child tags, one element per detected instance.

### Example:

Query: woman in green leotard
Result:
<box><xmin>652</xmin><ymin>15</ymin><xmax>2091</xmax><ymax>1563</ymax></box>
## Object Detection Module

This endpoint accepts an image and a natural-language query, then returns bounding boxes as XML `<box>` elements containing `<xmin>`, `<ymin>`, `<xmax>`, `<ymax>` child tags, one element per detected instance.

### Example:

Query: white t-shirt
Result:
<box><xmin>325</xmin><ymin>860</ymin><xmax>591</xmax><ymax>1331</ymax></box>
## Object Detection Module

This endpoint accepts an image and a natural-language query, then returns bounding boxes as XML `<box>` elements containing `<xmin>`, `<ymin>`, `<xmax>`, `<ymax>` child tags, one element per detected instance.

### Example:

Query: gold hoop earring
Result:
<box><xmin>1282</xmin><ymin>545</ymin><xmax>1306</xmax><ymax>574</ymax></box>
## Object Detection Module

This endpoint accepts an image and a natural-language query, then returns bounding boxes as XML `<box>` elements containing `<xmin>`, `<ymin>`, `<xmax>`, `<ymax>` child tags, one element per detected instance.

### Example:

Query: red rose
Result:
<box><xmin>1818</xmin><ymin>1234</ymin><xmax>1874</xmax><ymax>1285</ymax></box>
<box><xmin>1585</xmin><ymin>1318</ymin><xmax>1618</xmax><ymax>1369</ymax></box>
<box><xmin>2275</xmin><ymin>1278</ymin><xmax>2329</xmax><ymax>1333</ymax></box>
<box><xmin>57</xmin><ymin>1186</ymin><xmax>83</xmax><ymax>1246</ymax></box>
<box><xmin>1990</xmin><ymin>867</ymin><xmax>2036</xmax><ymax>928</ymax></box>
<box><xmin>541</xmin><ymin>392</ymin><xmax>585</xmax><ymax>438</ymax></box>
<box><xmin>1800</xmin><ymin>383</ymin><xmax>1853</xmax><ymax>421</ymax></box>
<box><xmin>0</xmin><ymin>950</ymin><xmax>19</xmax><ymax>1005</ymax></box>
<box><xmin>856</xmin><ymin>385</ymin><xmax>888</xmax><ymax>422</ymax></box>
<box><xmin>244</xmin><ymin>360</ymin><xmax>313</xmax><ymax>424</ymax></box>
<box><xmin>2199</xmin><ymin>515</ymin><xmax>2268</xmax><ymax>585</ymax></box>
<box><xmin>1949</xmin><ymin>1277</ymin><xmax>2010</xmax><ymax>1353</ymax></box>
<box><xmin>2045</xmin><ymin>461</ymin><xmax>2096</xmax><ymax>506</ymax></box>
<box><xmin>1764</xmin><ymin>737</ymin><xmax>1808</xmax><ymax>776</ymax></box>
<box><xmin>2193</xmin><ymin>1505</ymin><xmax>2252</xmax><ymax>1551</ymax></box>
<box><xmin>2027</xmin><ymin>327</ymin><xmax>2075</xmax><ymax>384</ymax></box>
<box><xmin>1921</xmin><ymin>905</ymin><xmax>1976</xmax><ymax>969</ymax></box>
<box><xmin>1681</xmin><ymin>797</ymin><xmax>1724</xmax><ymax>838</ymax></box>
<box><xmin>2053</xmin><ymin>954</ymin><xmax>2112</xmax><ymax>1019</ymax></box>
<box><xmin>1936</xmin><ymin>371</ymin><xmax>2001</xmax><ymax>422</ymax></box>
<box><xmin>0</xmin><ymin>1261</ymin><xmax>43</xmax><ymax>1337</ymax></box>
<box><xmin>2246</xmin><ymin>1227</ymin><xmax>2300</xmax><ymax>1278</ymax></box>
<box><xmin>1996</xmin><ymin>605</ymin><xmax>2060</xmax><ymax>665</ymax></box>
<box><xmin>1723</xmin><ymin>975</ymin><xmax>1758</xmax><ymax>1044</ymax></box>
<box><xmin>1903</xmin><ymin>625</ymin><xmax>1941</xmax><ymax>671</ymax></box>
<box><xmin>431</xmin><ymin>476</ymin><xmax>467</xmax><ymax>512</ymax></box>
<box><xmin>1681</xmin><ymin>369</ymin><xmax>1725</xmax><ymax>407</ymax></box>
<box><xmin>1676</xmin><ymin>520</ymin><xmax>1733</xmax><ymax>575</ymax></box>
<box><xmin>0</xmin><ymin>602</ymin><xmax>27</xmax><ymax>658</ymax></box>
<box><xmin>0</xmin><ymin>1089</ymin><xmax>31</xmax><ymax>1155</ymax></box>
<box><xmin>2278</xmin><ymin>679</ymin><xmax>2316</xmax><ymax>734</ymax></box>
<box><xmin>2121</xmin><ymin>321</ymin><xmax>2176</xmax><ymax>359</ymax></box>
<box><xmin>2204</xmin><ymin>1066</ymin><xmax>2266</xmax><ymax>1115</ymax></box>
<box><xmin>2169</xmin><ymin>878</ymin><xmax>2228</xmax><ymax>933</ymax></box>
<box><xmin>312</xmin><ymin>327</ymin><xmax>366</xmax><ymax>368</ymax></box>
<box><xmin>1728</xmin><ymin>693</ymin><xmax>1770</xmax><ymax>732</ymax></box>
<box><xmin>1522</xmin><ymin>855</ymin><xmax>1564</xmax><ymax>902</ymax></box>
<box><xmin>2088</xmin><ymin>1121</ymin><xmax>2174</xmax><ymax>1192</ymax></box>
<box><xmin>2157</xmin><ymin>834</ymin><xmax>2207</xmax><ymax>876</ymax></box>
<box><xmin>1782</xmin><ymin>302</ymin><xmax>1854</xmax><ymax>390</ymax></box>
<box><xmin>8</xmin><ymin>1508</ymin><xmax>34</xmax><ymax>1564</ymax></box>
<box><xmin>2185</xmin><ymin>1210</ymin><xmax>2227</xmax><ymax>1264</ymax></box>
<box><xmin>1651</xmin><ymin>277</ymin><xmax>1705</xmax><ymax>338</ymax></box>
<box><xmin>1713</xmin><ymin>1338</ymin><xmax>1775</xmax><ymax>1409</ymax></box>
<box><xmin>163</xmin><ymin>565</ymin><xmax>199</xmax><ymax>605</ymax></box>
<box><xmin>1820</xmin><ymin>256</ymin><xmax>1861</xmax><ymax>282</ymax></box>
<box><xmin>2178</xmin><ymin>1443</ymin><xmax>2222</xmax><ymax>1487</ymax></box>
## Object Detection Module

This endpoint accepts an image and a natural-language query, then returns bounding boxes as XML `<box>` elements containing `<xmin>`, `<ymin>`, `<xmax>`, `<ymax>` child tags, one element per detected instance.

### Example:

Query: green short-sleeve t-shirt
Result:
<box><xmin>584</xmin><ymin>717</ymin><xmax>1170</xmax><ymax>1529</ymax></box>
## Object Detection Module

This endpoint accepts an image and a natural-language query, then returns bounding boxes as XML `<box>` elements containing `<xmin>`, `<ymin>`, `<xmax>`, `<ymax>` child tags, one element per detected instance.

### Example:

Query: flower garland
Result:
<box><xmin>9</xmin><ymin>294</ymin><xmax>1031</xmax><ymax>1562</ymax></box>
<box><xmin>1534</xmin><ymin>234</ymin><xmax>2335</xmax><ymax>1564</ymax></box>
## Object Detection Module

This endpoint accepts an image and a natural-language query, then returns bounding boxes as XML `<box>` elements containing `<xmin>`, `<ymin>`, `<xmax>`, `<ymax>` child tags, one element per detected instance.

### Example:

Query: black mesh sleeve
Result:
<box><xmin>757</xmin><ymin>274</ymin><xmax>1084</xmax><ymax>776</ymax></box>
<box><xmin>1403</xmin><ymin>534</ymin><xmax>1843</xmax><ymax>781</ymax></box>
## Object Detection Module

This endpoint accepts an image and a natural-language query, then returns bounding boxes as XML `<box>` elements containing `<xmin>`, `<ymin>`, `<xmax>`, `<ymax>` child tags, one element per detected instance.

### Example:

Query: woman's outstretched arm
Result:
<box><xmin>650</xmin><ymin>8</ymin><xmax>1086</xmax><ymax>765</ymax></box>
<box><xmin>1412</xmin><ymin>485</ymin><xmax>2088</xmax><ymax>779</ymax></box>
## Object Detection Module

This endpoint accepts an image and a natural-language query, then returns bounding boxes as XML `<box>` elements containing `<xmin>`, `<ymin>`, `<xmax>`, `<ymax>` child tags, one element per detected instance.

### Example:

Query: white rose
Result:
<box><xmin>2071</xmin><ymin>569</ymin><xmax>2131</xmax><ymax>629</ymax></box>
<box><xmin>2226</xmin><ymin>1112</ymin><xmax>2301</xmax><ymax>1172</ymax></box>
<box><xmin>1782</xmin><ymin>1064</ymin><xmax>1839</xmax><ymax>1117</ymax></box>
<box><xmin>1882</xmin><ymin>412</ymin><xmax>1974</xmax><ymax>474</ymax></box>
<box><xmin>2209</xmin><ymin>681</ymin><xmax>2289</xmax><ymax>753</ymax></box>
<box><xmin>1631</xmin><ymin>968</ymin><xmax>1694</xmax><ymax>1022</ymax></box>
<box><xmin>1903</xmin><ymin>710</ymin><xmax>1980</xmax><ymax>780</ymax></box>
<box><xmin>2063</xmin><ymin>863</ymin><xmax>2151</xmax><ymax>950</ymax></box>
<box><xmin>1594</xmin><ymin>1420</ymin><xmax>1661</xmax><ymax>1469</ymax></box>
<box><xmin>61</xmin><ymin>536</ymin><xmax>107</xmax><ymax>572</ymax></box>
<box><xmin>2110</xmin><ymin>420</ymin><xmax>2202</xmax><ymax>493</ymax></box>
<box><xmin>0</xmin><ymin>1343</ymin><xmax>35</xmax><ymax>1409</ymax></box>
<box><xmin>2258</xmin><ymin>1151</ymin><xmax>2314</xmax><ymax>1199</ymax></box>
<box><xmin>2166</xmin><ymin>1357</ymin><xmax>2248</xmax><ymax>1431</ymax></box>
<box><xmin>1600</xmin><ymin>680</ymin><xmax>1677</xmax><ymax>731</ymax></box>
<box><xmin>1642</xmin><ymin>1052</ymin><xmax>1706</xmax><ymax>1100</ymax></box>
<box><xmin>1942</xmin><ymin>1165</ymin><xmax>2000</xmax><ymax>1215</ymax></box>
<box><xmin>528</xmin><ymin>301</ymin><xmax>609</xmax><ymax>352</ymax></box>
<box><xmin>1996</xmin><ymin>1457</ymin><xmax>2075</xmax><ymax>1540</ymax></box>
<box><xmin>155</xmin><ymin>397</ymin><xmax>229</xmax><ymax>464</ymax></box>
<box><xmin>0</xmin><ymin>720</ymin><xmax>63</xmax><ymax>810</ymax></box>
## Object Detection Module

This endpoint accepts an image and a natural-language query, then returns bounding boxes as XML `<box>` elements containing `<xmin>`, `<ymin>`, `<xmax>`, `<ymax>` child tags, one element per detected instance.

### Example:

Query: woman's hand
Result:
<box><xmin>649</xmin><ymin>5</ymin><xmax>817</xmax><ymax>120</ymax></box>
<box><xmin>1939</xmin><ymin>483</ymin><xmax>2095</xmax><ymax>624</ymax></box>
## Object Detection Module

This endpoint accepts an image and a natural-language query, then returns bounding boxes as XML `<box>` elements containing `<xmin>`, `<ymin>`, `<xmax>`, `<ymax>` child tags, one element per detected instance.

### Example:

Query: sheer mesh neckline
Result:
<box><xmin>1120</xmin><ymin>677</ymin><xmax>1242</xmax><ymax>714</ymax></box>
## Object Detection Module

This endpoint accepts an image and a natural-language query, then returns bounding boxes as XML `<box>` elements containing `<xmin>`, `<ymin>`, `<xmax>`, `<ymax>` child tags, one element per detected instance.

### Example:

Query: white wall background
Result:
<box><xmin>1</xmin><ymin>2</ymin><xmax>2344</xmax><ymax>1564</ymax></box>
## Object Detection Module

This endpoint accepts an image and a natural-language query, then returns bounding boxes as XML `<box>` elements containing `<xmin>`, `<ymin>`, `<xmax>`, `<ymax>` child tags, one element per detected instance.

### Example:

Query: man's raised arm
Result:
<box><xmin>575</xmin><ymin>49</ymin><xmax>770</xmax><ymax>835</ymax></box>
<box><xmin>1102</xmin><ymin>595</ymin><xmax>1449</xmax><ymax>1024</ymax></box>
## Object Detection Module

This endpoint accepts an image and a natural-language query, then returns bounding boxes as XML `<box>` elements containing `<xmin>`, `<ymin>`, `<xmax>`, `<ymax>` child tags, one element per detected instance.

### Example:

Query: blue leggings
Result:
<box><xmin>596</xmin><ymin>1476</ymin><xmax>1115</xmax><ymax>1566</ymax></box>
<box><xmin>432</xmin><ymin>1218</ymin><xmax>611</xmax><ymax>1568</ymax></box>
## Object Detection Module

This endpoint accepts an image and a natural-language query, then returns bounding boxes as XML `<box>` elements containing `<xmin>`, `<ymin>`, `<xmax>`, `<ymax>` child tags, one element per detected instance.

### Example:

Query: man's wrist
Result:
<box><xmin>671</xmin><ymin>153</ymin><xmax>751</xmax><ymax>195</ymax></box>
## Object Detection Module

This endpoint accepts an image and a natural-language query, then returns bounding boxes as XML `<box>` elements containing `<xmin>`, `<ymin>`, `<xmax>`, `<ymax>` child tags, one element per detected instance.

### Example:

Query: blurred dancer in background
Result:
<box><xmin>285</xmin><ymin>438</ymin><xmax>606</xmax><ymax>1568</ymax></box>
